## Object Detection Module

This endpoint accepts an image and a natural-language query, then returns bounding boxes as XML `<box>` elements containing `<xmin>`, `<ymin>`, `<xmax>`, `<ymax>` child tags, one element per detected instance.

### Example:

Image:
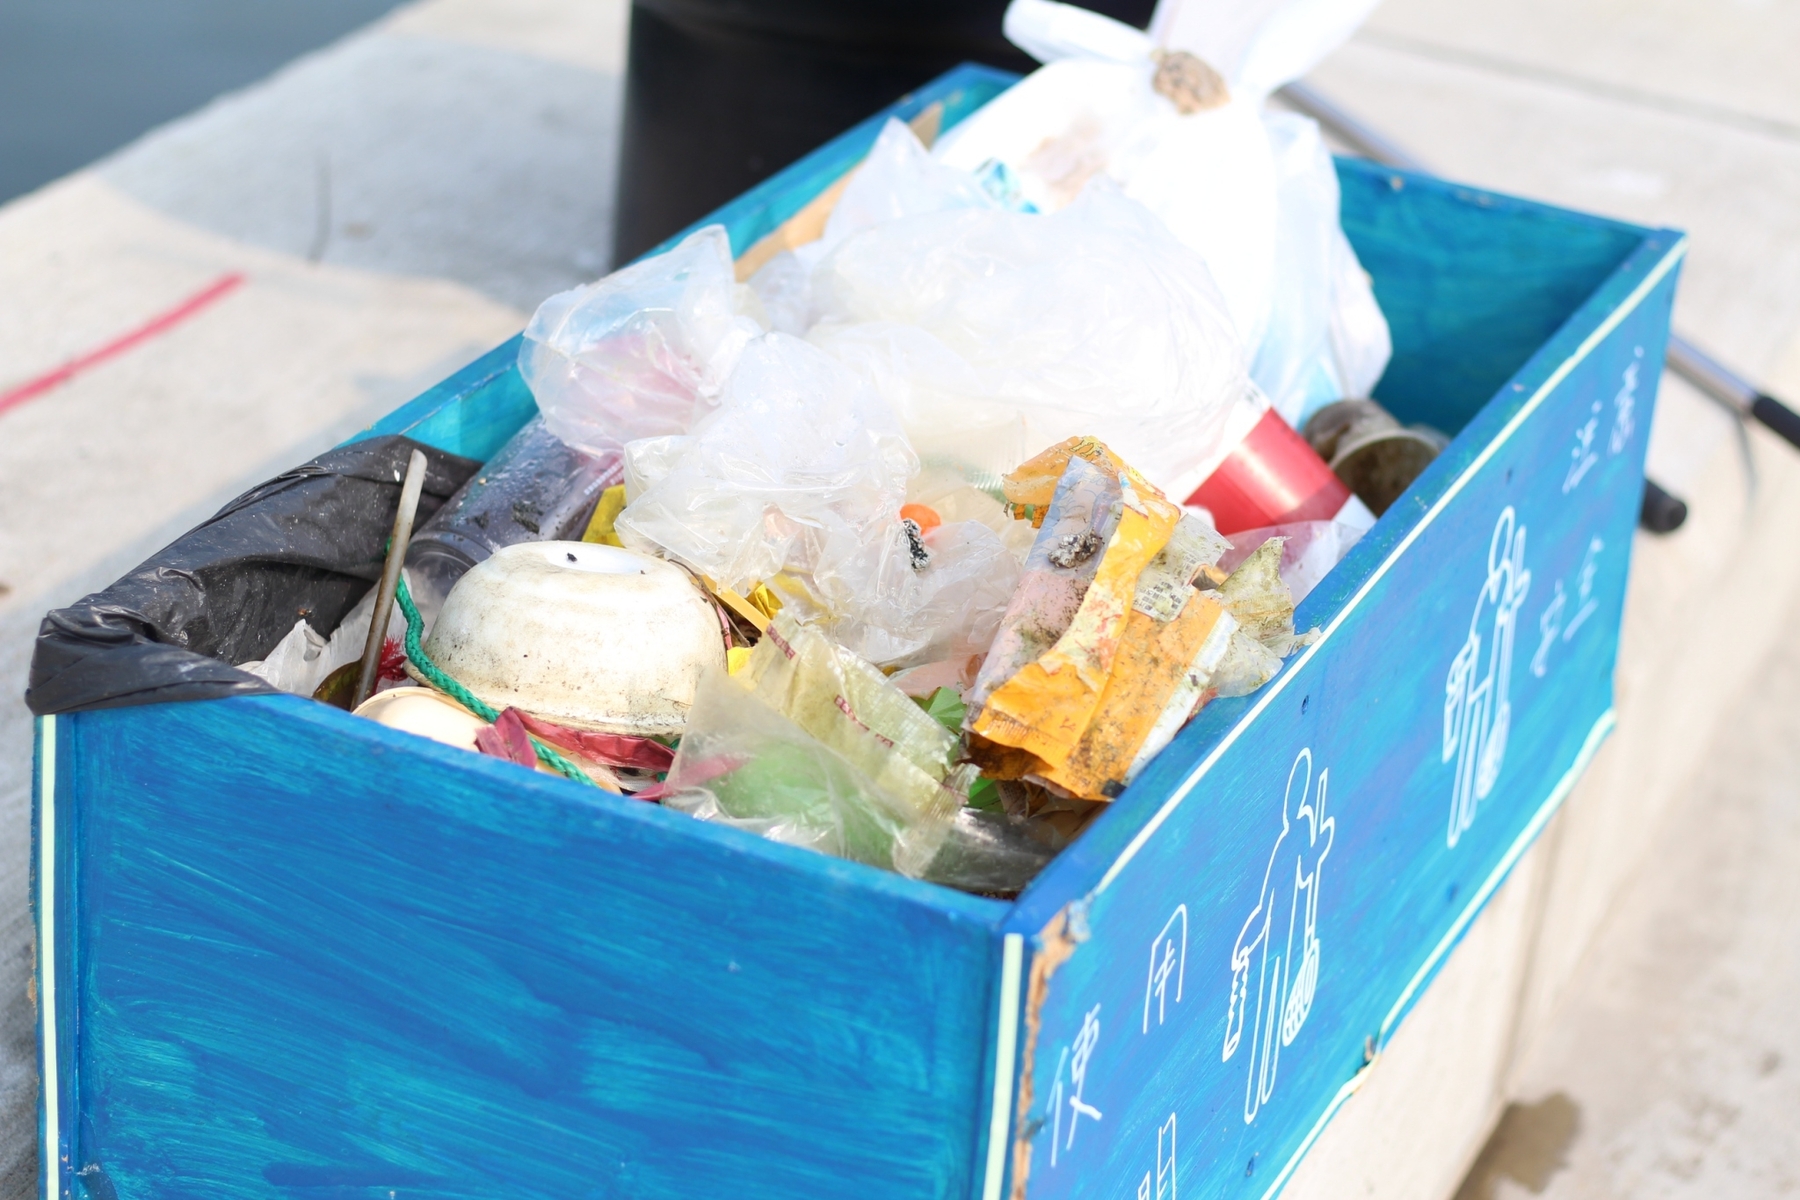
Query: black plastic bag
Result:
<box><xmin>27</xmin><ymin>436</ymin><xmax>479</xmax><ymax>715</ymax></box>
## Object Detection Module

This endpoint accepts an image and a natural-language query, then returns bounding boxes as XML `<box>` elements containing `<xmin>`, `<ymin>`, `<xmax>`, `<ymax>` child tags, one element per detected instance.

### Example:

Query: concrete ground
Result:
<box><xmin>0</xmin><ymin>0</ymin><xmax>1796</xmax><ymax>1196</ymax></box>
<box><xmin>1461</xmin><ymin>612</ymin><xmax>1800</xmax><ymax>1198</ymax></box>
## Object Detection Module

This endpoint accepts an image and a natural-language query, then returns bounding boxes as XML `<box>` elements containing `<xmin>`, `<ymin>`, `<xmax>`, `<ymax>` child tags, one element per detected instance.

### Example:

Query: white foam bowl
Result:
<box><xmin>420</xmin><ymin>541</ymin><xmax>724</xmax><ymax>736</ymax></box>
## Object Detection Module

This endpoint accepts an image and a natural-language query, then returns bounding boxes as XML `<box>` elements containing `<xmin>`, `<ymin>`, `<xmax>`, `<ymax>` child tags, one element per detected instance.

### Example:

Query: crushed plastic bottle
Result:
<box><xmin>405</xmin><ymin>416</ymin><xmax>621</xmax><ymax>622</ymax></box>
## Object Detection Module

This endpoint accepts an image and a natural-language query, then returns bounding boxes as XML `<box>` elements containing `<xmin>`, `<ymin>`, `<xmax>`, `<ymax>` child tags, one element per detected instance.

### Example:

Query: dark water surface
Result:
<box><xmin>0</xmin><ymin>0</ymin><xmax>406</xmax><ymax>205</ymax></box>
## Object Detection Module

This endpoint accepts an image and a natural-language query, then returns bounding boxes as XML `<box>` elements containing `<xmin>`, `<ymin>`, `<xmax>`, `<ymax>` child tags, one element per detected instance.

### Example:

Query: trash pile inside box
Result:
<box><xmin>206</xmin><ymin>0</ymin><xmax>1445</xmax><ymax>895</ymax></box>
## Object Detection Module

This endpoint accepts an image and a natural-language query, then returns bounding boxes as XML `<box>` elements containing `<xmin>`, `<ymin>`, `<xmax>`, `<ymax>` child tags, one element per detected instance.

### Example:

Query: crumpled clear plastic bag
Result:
<box><xmin>811</xmin><ymin>118</ymin><xmax>1002</xmax><ymax>265</ymax></box>
<box><xmin>664</xmin><ymin>616</ymin><xmax>970</xmax><ymax>876</ymax></box>
<box><xmin>906</xmin><ymin>466</ymin><xmax>1037</xmax><ymax>561</ymax></box>
<box><xmin>812</xmin><ymin>517</ymin><xmax>1023</xmax><ymax>668</ymax></box>
<box><xmin>1218</xmin><ymin>509</ymin><xmax>1372</xmax><ymax>605</ymax></box>
<box><xmin>614</xmin><ymin>333</ymin><xmax>1018</xmax><ymax>667</ymax></box>
<box><xmin>808</xmin><ymin>320</ymin><xmax>1032</xmax><ymax>482</ymax></box>
<box><xmin>748</xmin><ymin>118</ymin><xmax>1007</xmax><ymax>336</ymax></box>
<box><xmin>520</xmin><ymin>225</ymin><xmax>763</xmax><ymax>454</ymax></box>
<box><xmin>614</xmin><ymin>332</ymin><xmax>916</xmax><ymax>592</ymax></box>
<box><xmin>810</xmin><ymin>183</ymin><xmax>1248</xmax><ymax>501</ymax></box>
<box><xmin>1203</xmin><ymin>534</ymin><xmax>1322</xmax><ymax>701</ymax></box>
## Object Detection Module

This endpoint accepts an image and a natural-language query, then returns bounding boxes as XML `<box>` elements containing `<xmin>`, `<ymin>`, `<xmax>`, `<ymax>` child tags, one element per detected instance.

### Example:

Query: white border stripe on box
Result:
<box><xmin>982</xmin><ymin>933</ymin><xmax>1024</xmax><ymax>1200</ymax></box>
<box><xmin>38</xmin><ymin>715</ymin><xmax>58</xmax><ymax>1200</ymax></box>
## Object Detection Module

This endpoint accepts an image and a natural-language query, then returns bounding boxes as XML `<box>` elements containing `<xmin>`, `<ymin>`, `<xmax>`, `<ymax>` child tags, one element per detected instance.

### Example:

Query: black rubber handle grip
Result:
<box><xmin>1640</xmin><ymin>478</ymin><xmax>1688</xmax><ymax>534</ymax></box>
<box><xmin>1751</xmin><ymin>393</ymin><xmax>1800</xmax><ymax>452</ymax></box>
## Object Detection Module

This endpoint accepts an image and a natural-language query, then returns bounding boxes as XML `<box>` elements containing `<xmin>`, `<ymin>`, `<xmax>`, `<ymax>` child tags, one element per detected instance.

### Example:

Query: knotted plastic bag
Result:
<box><xmin>934</xmin><ymin>0</ymin><xmax>1391</xmax><ymax>417</ymax></box>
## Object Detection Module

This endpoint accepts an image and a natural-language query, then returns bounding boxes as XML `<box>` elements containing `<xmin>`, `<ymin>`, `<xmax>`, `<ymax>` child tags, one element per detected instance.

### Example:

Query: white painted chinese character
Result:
<box><xmin>1609</xmin><ymin>349</ymin><xmax>1642</xmax><ymax>455</ymax></box>
<box><xmin>1049</xmin><ymin>1005</ymin><xmax>1105</xmax><ymax>1167</ymax></box>
<box><xmin>1143</xmin><ymin>907</ymin><xmax>1187</xmax><ymax>1033</ymax></box>
<box><xmin>1531</xmin><ymin>579</ymin><xmax>1565</xmax><ymax>679</ymax></box>
<box><xmin>1156</xmin><ymin>1113</ymin><xmax>1177</xmax><ymax>1200</ymax></box>
<box><xmin>1134</xmin><ymin>1114</ymin><xmax>1178</xmax><ymax>1200</ymax></box>
<box><xmin>1563</xmin><ymin>402</ymin><xmax>1601</xmax><ymax>493</ymax></box>
<box><xmin>1562</xmin><ymin>537</ymin><xmax>1603</xmax><ymax>642</ymax></box>
<box><xmin>1067</xmin><ymin>1004</ymin><xmax>1103</xmax><ymax>1145</ymax></box>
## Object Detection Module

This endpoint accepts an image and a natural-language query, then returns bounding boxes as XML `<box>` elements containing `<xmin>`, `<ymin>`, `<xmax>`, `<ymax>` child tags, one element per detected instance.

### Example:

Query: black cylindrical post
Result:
<box><xmin>612</xmin><ymin>0</ymin><xmax>1155</xmax><ymax>264</ymax></box>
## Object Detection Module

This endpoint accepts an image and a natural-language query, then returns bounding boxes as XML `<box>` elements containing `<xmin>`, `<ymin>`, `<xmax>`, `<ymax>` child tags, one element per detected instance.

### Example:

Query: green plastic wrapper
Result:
<box><xmin>664</xmin><ymin>614</ymin><xmax>972</xmax><ymax>877</ymax></box>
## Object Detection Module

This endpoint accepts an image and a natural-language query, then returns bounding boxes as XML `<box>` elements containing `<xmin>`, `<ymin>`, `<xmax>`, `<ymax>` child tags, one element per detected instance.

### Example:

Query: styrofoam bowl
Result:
<box><xmin>420</xmin><ymin>541</ymin><xmax>724</xmax><ymax>736</ymax></box>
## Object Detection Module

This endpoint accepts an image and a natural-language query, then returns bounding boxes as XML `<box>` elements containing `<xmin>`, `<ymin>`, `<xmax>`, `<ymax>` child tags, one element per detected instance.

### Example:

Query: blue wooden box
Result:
<box><xmin>34</xmin><ymin>65</ymin><xmax>1683</xmax><ymax>1200</ymax></box>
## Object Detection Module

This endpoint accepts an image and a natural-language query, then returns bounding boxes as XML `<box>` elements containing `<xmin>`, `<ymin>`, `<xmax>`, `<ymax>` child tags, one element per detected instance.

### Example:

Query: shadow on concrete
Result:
<box><xmin>1455</xmin><ymin>1092</ymin><xmax>1582</xmax><ymax>1199</ymax></box>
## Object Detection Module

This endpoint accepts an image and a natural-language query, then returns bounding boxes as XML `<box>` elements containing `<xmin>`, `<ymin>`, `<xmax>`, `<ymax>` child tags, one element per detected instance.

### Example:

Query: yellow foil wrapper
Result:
<box><xmin>973</xmin><ymin>460</ymin><xmax>1181</xmax><ymax>777</ymax></box>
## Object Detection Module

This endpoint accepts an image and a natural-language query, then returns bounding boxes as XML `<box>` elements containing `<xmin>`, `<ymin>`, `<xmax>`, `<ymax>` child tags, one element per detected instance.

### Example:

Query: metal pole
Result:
<box><xmin>1279</xmin><ymin>80</ymin><xmax>1800</xmax><ymax>458</ymax></box>
<box><xmin>353</xmin><ymin>449</ymin><xmax>430</xmax><ymax>709</ymax></box>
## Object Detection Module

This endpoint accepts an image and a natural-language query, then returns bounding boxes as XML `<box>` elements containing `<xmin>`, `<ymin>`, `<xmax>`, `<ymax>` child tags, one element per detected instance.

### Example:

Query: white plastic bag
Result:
<box><xmin>934</xmin><ymin>56</ymin><xmax>1279</xmax><ymax>347</ymax></box>
<box><xmin>520</xmin><ymin>226</ymin><xmax>762</xmax><ymax>454</ymax></box>
<box><xmin>810</xmin><ymin>182</ymin><xmax>1249</xmax><ymax>501</ymax></box>
<box><xmin>1255</xmin><ymin>111</ymin><xmax>1391</xmax><ymax>426</ymax></box>
<box><xmin>238</xmin><ymin>574</ymin><xmax>412</xmax><ymax>696</ymax></box>
<box><xmin>1150</xmin><ymin>0</ymin><xmax>1383</xmax><ymax>102</ymax></box>
<box><xmin>935</xmin><ymin>0</ymin><xmax>1392</xmax><ymax>410</ymax></box>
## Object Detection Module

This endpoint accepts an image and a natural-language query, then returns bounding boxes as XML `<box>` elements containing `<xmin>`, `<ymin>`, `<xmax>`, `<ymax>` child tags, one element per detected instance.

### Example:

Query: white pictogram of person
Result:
<box><xmin>1222</xmin><ymin>748</ymin><xmax>1335</xmax><ymax>1124</ymax></box>
<box><xmin>1443</xmin><ymin>506</ymin><xmax>1531</xmax><ymax>848</ymax></box>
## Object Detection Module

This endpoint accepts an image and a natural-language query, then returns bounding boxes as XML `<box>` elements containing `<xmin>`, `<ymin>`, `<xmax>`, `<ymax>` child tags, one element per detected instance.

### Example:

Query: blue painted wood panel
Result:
<box><xmin>994</xmin><ymin>232</ymin><xmax>1683</xmax><ymax>1200</ymax></box>
<box><xmin>1340</xmin><ymin>163</ymin><xmax>1646</xmax><ymax>434</ymax></box>
<box><xmin>38</xmin><ymin>61</ymin><xmax>1688</xmax><ymax>1200</ymax></box>
<box><xmin>58</xmin><ymin>696</ymin><xmax>1004</xmax><ymax>1199</ymax></box>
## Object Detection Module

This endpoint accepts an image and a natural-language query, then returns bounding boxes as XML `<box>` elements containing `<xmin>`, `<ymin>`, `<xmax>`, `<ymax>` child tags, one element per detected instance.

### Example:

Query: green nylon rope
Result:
<box><xmin>394</xmin><ymin>574</ymin><xmax>600</xmax><ymax>787</ymax></box>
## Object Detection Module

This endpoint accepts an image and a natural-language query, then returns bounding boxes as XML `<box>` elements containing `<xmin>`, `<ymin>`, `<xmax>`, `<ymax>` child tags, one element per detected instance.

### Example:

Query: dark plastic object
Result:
<box><xmin>405</xmin><ymin>416</ymin><xmax>622</xmax><ymax>617</ymax></box>
<box><xmin>1752</xmin><ymin>392</ymin><xmax>1800</xmax><ymax>451</ymax></box>
<box><xmin>26</xmin><ymin>437</ymin><xmax>479</xmax><ymax>716</ymax></box>
<box><xmin>1640</xmin><ymin>478</ymin><xmax>1688</xmax><ymax>534</ymax></box>
<box><xmin>612</xmin><ymin>0</ymin><xmax>1156</xmax><ymax>262</ymax></box>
